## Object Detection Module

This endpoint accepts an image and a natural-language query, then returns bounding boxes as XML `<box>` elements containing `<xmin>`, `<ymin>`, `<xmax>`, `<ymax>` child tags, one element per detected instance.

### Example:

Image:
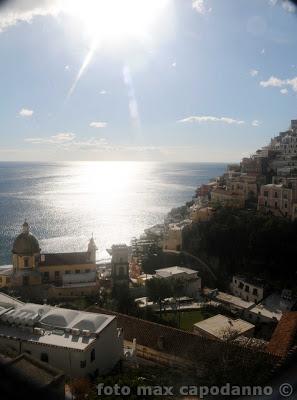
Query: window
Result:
<box><xmin>275</xmin><ymin>202</ymin><xmax>278</xmax><ymax>208</ymax></box>
<box><xmin>245</xmin><ymin>285</ymin><xmax>250</xmax><ymax>293</ymax></box>
<box><xmin>85</xmin><ymin>269</ymin><xmax>90</xmax><ymax>273</ymax></box>
<box><xmin>264</xmin><ymin>191</ymin><xmax>268</xmax><ymax>197</ymax></box>
<box><xmin>75</xmin><ymin>269</ymin><xmax>80</xmax><ymax>274</ymax></box>
<box><xmin>80</xmin><ymin>360</ymin><xmax>86</xmax><ymax>368</ymax></box>
<box><xmin>65</xmin><ymin>270</ymin><xmax>71</xmax><ymax>274</ymax></box>
<box><xmin>6</xmin><ymin>278</ymin><xmax>10</xmax><ymax>284</ymax></box>
<box><xmin>43</xmin><ymin>272</ymin><xmax>49</xmax><ymax>282</ymax></box>
<box><xmin>252</xmin><ymin>288</ymin><xmax>258</xmax><ymax>296</ymax></box>
<box><xmin>274</xmin><ymin>192</ymin><xmax>278</xmax><ymax>198</ymax></box>
<box><xmin>91</xmin><ymin>349</ymin><xmax>96</xmax><ymax>362</ymax></box>
<box><xmin>55</xmin><ymin>271</ymin><xmax>60</xmax><ymax>277</ymax></box>
<box><xmin>40</xmin><ymin>353</ymin><xmax>48</xmax><ymax>363</ymax></box>
<box><xmin>24</xmin><ymin>258</ymin><xmax>29</xmax><ymax>268</ymax></box>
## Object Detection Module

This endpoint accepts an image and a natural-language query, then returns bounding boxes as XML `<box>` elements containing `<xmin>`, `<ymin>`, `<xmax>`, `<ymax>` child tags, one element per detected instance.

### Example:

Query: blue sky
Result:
<box><xmin>0</xmin><ymin>0</ymin><xmax>297</xmax><ymax>162</ymax></box>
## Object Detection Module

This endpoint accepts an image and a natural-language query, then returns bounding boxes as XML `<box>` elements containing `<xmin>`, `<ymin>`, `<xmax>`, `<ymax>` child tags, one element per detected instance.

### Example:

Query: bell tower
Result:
<box><xmin>111</xmin><ymin>244</ymin><xmax>129</xmax><ymax>285</ymax></box>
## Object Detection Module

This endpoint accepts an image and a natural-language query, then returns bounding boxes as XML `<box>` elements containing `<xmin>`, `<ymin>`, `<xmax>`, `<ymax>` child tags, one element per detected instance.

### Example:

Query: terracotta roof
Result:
<box><xmin>266</xmin><ymin>312</ymin><xmax>297</xmax><ymax>357</ymax></box>
<box><xmin>40</xmin><ymin>252</ymin><xmax>92</xmax><ymax>266</ymax></box>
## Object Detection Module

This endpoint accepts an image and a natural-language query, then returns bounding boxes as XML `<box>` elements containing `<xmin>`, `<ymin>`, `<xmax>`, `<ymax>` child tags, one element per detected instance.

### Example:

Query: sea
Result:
<box><xmin>0</xmin><ymin>162</ymin><xmax>226</xmax><ymax>265</ymax></box>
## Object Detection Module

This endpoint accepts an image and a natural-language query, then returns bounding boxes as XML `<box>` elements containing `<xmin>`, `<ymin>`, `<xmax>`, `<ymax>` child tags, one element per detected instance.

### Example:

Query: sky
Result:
<box><xmin>0</xmin><ymin>0</ymin><xmax>297</xmax><ymax>162</ymax></box>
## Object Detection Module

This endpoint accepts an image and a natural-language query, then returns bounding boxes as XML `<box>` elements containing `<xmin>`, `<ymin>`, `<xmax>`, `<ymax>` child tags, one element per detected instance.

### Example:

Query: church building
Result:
<box><xmin>0</xmin><ymin>222</ymin><xmax>99</xmax><ymax>298</ymax></box>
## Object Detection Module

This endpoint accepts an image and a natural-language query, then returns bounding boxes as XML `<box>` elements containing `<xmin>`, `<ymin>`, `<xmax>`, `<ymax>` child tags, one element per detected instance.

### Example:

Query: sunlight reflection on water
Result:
<box><xmin>0</xmin><ymin>161</ymin><xmax>226</xmax><ymax>264</ymax></box>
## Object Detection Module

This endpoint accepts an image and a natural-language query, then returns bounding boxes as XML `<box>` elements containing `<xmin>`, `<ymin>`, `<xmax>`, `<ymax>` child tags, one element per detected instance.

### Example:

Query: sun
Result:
<box><xmin>62</xmin><ymin>0</ymin><xmax>169</xmax><ymax>44</ymax></box>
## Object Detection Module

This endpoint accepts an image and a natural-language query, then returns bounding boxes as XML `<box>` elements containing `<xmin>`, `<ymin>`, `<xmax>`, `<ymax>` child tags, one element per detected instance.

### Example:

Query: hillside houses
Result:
<box><xmin>191</xmin><ymin>119</ymin><xmax>297</xmax><ymax>221</ymax></box>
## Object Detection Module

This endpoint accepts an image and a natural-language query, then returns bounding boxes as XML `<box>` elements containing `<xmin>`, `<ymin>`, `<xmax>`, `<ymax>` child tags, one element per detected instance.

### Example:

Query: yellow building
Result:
<box><xmin>0</xmin><ymin>222</ymin><xmax>99</xmax><ymax>298</ymax></box>
<box><xmin>211</xmin><ymin>188</ymin><xmax>245</xmax><ymax>209</ymax></box>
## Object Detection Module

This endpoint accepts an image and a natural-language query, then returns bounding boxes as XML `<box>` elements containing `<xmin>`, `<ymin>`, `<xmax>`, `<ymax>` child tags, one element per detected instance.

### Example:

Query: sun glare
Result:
<box><xmin>63</xmin><ymin>0</ymin><xmax>169</xmax><ymax>44</ymax></box>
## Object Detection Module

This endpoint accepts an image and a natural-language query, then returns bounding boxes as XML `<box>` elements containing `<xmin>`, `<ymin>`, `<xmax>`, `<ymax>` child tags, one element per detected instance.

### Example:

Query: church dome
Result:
<box><xmin>12</xmin><ymin>222</ymin><xmax>40</xmax><ymax>255</ymax></box>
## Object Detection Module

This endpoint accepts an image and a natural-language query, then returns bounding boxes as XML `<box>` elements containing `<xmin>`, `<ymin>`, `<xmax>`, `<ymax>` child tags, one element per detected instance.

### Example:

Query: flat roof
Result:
<box><xmin>155</xmin><ymin>266</ymin><xmax>198</xmax><ymax>278</ymax></box>
<box><xmin>194</xmin><ymin>314</ymin><xmax>255</xmax><ymax>339</ymax></box>
<box><xmin>207</xmin><ymin>290</ymin><xmax>282</xmax><ymax>321</ymax></box>
<box><xmin>214</xmin><ymin>291</ymin><xmax>255</xmax><ymax>309</ymax></box>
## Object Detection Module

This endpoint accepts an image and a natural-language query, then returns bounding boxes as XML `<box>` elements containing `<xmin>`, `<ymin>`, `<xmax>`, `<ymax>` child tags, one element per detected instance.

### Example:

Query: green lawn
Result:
<box><xmin>162</xmin><ymin>308</ymin><xmax>218</xmax><ymax>331</ymax></box>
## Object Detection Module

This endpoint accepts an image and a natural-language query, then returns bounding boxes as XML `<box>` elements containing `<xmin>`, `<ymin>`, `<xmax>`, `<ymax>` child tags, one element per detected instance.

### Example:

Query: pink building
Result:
<box><xmin>258</xmin><ymin>184</ymin><xmax>294</xmax><ymax>218</ymax></box>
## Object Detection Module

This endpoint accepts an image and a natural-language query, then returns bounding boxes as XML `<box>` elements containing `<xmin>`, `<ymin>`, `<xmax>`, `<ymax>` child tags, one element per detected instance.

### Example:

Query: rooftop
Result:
<box><xmin>0</xmin><ymin>294</ymin><xmax>115</xmax><ymax>351</ymax></box>
<box><xmin>40</xmin><ymin>252</ymin><xmax>93</xmax><ymax>266</ymax></box>
<box><xmin>266</xmin><ymin>312</ymin><xmax>297</xmax><ymax>357</ymax></box>
<box><xmin>155</xmin><ymin>266</ymin><xmax>199</xmax><ymax>278</ymax></box>
<box><xmin>0</xmin><ymin>266</ymin><xmax>13</xmax><ymax>276</ymax></box>
<box><xmin>205</xmin><ymin>290</ymin><xmax>283</xmax><ymax>321</ymax></box>
<box><xmin>193</xmin><ymin>314</ymin><xmax>255</xmax><ymax>340</ymax></box>
<box><xmin>7</xmin><ymin>353</ymin><xmax>64</xmax><ymax>387</ymax></box>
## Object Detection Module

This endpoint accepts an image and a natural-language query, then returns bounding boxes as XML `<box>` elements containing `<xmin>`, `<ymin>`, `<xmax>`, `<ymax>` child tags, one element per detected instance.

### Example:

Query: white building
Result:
<box><xmin>0</xmin><ymin>293</ymin><xmax>123</xmax><ymax>378</ymax></box>
<box><xmin>193</xmin><ymin>314</ymin><xmax>255</xmax><ymax>340</ymax></box>
<box><xmin>155</xmin><ymin>266</ymin><xmax>201</xmax><ymax>298</ymax></box>
<box><xmin>231</xmin><ymin>275</ymin><xmax>265</xmax><ymax>303</ymax></box>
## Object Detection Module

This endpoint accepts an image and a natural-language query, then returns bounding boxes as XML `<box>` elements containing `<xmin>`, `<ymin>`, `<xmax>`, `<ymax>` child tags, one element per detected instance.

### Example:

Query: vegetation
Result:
<box><xmin>85</xmin><ymin>365</ymin><xmax>195</xmax><ymax>400</ymax></box>
<box><xmin>183</xmin><ymin>208</ymin><xmax>297</xmax><ymax>290</ymax></box>
<box><xmin>146</xmin><ymin>277</ymin><xmax>187</xmax><ymax>318</ymax></box>
<box><xmin>161</xmin><ymin>308</ymin><xmax>218</xmax><ymax>331</ymax></box>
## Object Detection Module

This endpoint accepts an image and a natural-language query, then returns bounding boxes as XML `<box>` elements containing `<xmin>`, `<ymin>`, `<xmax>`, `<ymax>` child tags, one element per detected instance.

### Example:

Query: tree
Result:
<box><xmin>146</xmin><ymin>278</ymin><xmax>172</xmax><ymax>318</ymax></box>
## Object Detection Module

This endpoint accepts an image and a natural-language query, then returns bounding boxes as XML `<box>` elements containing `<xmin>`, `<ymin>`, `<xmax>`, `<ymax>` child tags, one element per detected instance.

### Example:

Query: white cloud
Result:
<box><xmin>100</xmin><ymin>90</ymin><xmax>107</xmax><ymax>95</ymax></box>
<box><xmin>280</xmin><ymin>88</ymin><xmax>288</xmax><ymax>94</ymax></box>
<box><xmin>25</xmin><ymin>133</ymin><xmax>111</xmax><ymax>151</ymax></box>
<box><xmin>250</xmin><ymin>69</ymin><xmax>259</xmax><ymax>77</ymax></box>
<box><xmin>261</xmin><ymin>48</ymin><xmax>265</xmax><ymax>55</ymax></box>
<box><xmin>26</xmin><ymin>132</ymin><xmax>75</xmax><ymax>144</ymax></box>
<box><xmin>282</xmin><ymin>0</ymin><xmax>296</xmax><ymax>13</ymax></box>
<box><xmin>260</xmin><ymin>75</ymin><xmax>297</xmax><ymax>92</ymax></box>
<box><xmin>252</xmin><ymin>120</ymin><xmax>261</xmax><ymax>127</ymax></box>
<box><xmin>19</xmin><ymin>108</ymin><xmax>34</xmax><ymax>117</ymax></box>
<box><xmin>0</xmin><ymin>0</ymin><xmax>62</xmax><ymax>32</ymax></box>
<box><xmin>260</xmin><ymin>76</ymin><xmax>284</xmax><ymax>88</ymax></box>
<box><xmin>287</xmin><ymin>77</ymin><xmax>297</xmax><ymax>91</ymax></box>
<box><xmin>192</xmin><ymin>0</ymin><xmax>211</xmax><ymax>15</ymax></box>
<box><xmin>65</xmin><ymin>65</ymin><xmax>70</xmax><ymax>71</ymax></box>
<box><xmin>172</xmin><ymin>61</ymin><xmax>176</xmax><ymax>68</ymax></box>
<box><xmin>178</xmin><ymin>115</ymin><xmax>245</xmax><ymax>125</ymax></box>
<box><xmin>269</xmin><ymin>0</ymin><xmax>296</xmax><ymax>13</ymax></box>
<box><xmin>90</xmin><ymin>121</ymin><xmax>107</xmax><ymax>128</ymax></box>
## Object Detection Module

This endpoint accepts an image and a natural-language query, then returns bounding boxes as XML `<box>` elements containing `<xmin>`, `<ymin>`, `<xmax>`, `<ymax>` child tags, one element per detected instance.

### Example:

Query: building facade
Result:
<box><xmin>0</xmin><ymin>222</ymin><xmax>99</xmax><ymax>297</ymax></box>
<box><xmin>258</xmin><ymin>184</ymin><xmax>294</xmax><ymax>218</ymax></box>
<box><xmin>0</xmin><ymin>293</ymin><xmax>123</xmax><ymax>378</ymax></box>
<box><xmin>230</xmin><ymin>276</ymin><xmax>265</xmax><ymax>303</ymax></box>
<box><xmin>155</xmin><ymin>266</ymin><xmax>201</xmax><ymax>298</ymax></box>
